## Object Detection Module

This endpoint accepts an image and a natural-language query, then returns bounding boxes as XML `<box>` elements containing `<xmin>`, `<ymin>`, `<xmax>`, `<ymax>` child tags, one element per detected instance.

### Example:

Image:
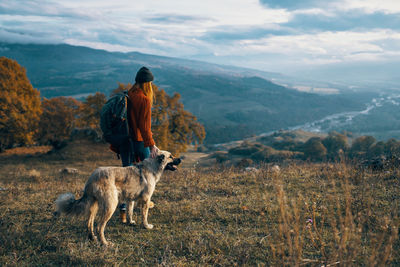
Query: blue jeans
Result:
<box><xmin>132</xmin><ymin>140</ymin><xmax>150</xmax><ymax>162</ymax></box>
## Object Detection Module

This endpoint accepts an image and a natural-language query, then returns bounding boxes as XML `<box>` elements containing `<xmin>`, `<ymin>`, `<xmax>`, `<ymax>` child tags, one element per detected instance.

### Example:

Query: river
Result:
<box><xmin>286</xmin><ymin>92</ymin><xmax>400</xmax><ymax>133</ymax></box>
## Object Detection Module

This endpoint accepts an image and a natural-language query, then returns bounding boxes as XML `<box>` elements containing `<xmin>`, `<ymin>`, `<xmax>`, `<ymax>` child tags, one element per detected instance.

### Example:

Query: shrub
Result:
<box><xmin>271</xmin><ymin>139</ymin><xmax>303</xmax><ymax>151</ymax></box>
<box><xmin>250</xmin><ymin>146</ymin><xmax>276</xmax><ymax>162</ymax></box>
<box><xmin>302</xmin><ymin>137</ymin><xmax>327</xmax><ymax>161</ymax></box>
<box><xmin>350</xmin><ymin>136</ymin><xmax>376</xmax><ymax>158</ymax></box>
<box><xmin>214</xmin><ymin>152</ymin><xmax>229</xmax><ymax>163</ymax></box>
<box><xmin>228</xmin><ymin>142</ymin><xmax>264</xmax><ymax>156</ymax></box>
<box><xmin>322</xmin><ymin>132</ymin><xmax>349</xmax><ymax>160</ymax></box>
<box><xmin>384</xmin><ymin>138</ymin><xmax>400</xmax><ymax>157</ymax></box>
<box><xmin>235</xmin><ymin>158</ymin><xmax>254</xmax><ymax>168</ymax></box>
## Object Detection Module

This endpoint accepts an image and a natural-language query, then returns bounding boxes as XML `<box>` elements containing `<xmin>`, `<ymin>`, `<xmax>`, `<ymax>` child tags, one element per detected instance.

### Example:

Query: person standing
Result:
<box><xmin>128</xmin><ymin>66</ymin><xmax>159</xmax><ymax>161</ymax></box>
<box><xmin>119</xmin><ymin>66</ymin><xmax>159</xmax><ymax>223</ymax></box>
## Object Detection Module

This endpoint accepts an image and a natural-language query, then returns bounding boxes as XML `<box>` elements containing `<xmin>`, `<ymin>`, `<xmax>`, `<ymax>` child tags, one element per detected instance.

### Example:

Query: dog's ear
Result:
<box><xmin>157</xmin><ymin>154</ymin><xmax>165</xmax><ymax>163</ymax></box>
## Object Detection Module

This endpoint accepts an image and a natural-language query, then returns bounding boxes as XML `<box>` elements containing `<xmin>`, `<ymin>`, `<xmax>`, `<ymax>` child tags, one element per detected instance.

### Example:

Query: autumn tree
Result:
<box><xmin>152</xmin><ymin>84</ymin><xmax>205</xmax><ymax>155</ymax></box>
<box><xmin>77</xmin><ymin>92</ymin><xmax>107</xmax><ymax>129</ymax></box>
<box><xmin>111</xmin><ymin>82</ymin><xmax>132</xmax><ymax>96</ymax></box>
<box><xmin>37</xmin><ymin>97</ymin><xmax>81</xmax><ymax>149</ymax></box>
<box><xmin>151</xmin><ymin>87</ymin><xmax>170</xmax><ymax>149</ymax></box>
<box><xmin>0</xmin><ymin>57</ymin><xmax>42</xmax><ymax>151</ymax></box>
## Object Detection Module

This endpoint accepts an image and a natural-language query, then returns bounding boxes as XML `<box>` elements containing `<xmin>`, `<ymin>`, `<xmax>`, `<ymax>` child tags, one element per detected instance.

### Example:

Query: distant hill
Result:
<box><xmin>0</xmin><ymin>43</ymin><xmax>372</xmax><ymax>143</ymax></box>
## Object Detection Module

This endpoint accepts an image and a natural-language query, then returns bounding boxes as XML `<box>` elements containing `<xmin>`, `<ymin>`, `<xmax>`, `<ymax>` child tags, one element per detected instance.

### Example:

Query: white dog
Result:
<box><xmin>55</xmin><ymin>151</ymin><xmax>181</xmax><ymax>246</ymax></box>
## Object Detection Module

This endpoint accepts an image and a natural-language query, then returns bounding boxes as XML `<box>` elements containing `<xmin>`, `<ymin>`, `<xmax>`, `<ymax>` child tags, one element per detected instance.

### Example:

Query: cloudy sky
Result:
<box><xmin>1</xmin><ymin>0</ymin><xmax>400</xmax><ymax>80</ymax></box>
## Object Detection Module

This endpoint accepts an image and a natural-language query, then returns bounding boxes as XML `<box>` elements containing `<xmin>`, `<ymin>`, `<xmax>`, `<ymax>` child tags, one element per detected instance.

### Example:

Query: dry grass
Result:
<box><xmin>0</xmin><ymin>140</ymin><xmax>399</xmax><ymax>266</ymax></box>
<box><xmin>1</xmin><ymin>145</ymin><xmax>52</xmax><ymax>156</ymax></box>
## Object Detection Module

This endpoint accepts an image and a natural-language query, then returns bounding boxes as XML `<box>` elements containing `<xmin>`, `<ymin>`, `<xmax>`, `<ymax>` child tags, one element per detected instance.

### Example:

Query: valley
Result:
<box><xmin>1</xmin><ymin>43</ymin><xmax>396</xmax><ymax>143</ymax></box>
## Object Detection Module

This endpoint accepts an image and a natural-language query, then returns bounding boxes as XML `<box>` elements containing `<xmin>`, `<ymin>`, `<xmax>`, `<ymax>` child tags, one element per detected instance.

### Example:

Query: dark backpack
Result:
<box><xmin>100</xmin><ymin>91</ymin><xmax>130</xmax><ymax>143</ymax></box>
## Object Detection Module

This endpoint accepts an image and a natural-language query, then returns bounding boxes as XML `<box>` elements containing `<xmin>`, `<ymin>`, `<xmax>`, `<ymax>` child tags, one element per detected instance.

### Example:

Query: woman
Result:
<box><xmin>119</xmin><ymin>66</ymin><xmax>159</xmax><ymax>223</ymax></box>
<box><xmin>127</xmin><ymin>66</ymin><xmax>159</xmax><ymax>161</ymax></box>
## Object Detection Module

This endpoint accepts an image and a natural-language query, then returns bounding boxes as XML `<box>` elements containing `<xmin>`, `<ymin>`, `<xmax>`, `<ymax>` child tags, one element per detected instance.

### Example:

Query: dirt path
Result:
<box><xmin>180</xmin><ymin>152</ymin><xmax>209</xmax><ymax>168</ymax></box>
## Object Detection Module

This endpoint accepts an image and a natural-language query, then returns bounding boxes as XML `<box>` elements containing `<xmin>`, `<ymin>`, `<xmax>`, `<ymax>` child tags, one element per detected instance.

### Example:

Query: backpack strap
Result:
<box><xmin>136</xmin><ymin>164</ymin><xmax>147</xmax><ymax>185</ymax></box>
<box><xmin>124</xmin><ymin>92</ymin><xmax>130</xmax><ymax>136</ymax></box>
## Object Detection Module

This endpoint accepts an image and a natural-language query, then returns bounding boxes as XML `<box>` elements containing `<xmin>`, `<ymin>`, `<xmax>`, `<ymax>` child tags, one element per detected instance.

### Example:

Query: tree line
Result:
<box><xmin>227</xmin><ymin>130</ymin><xmax>400</xmax><ymax>165</ymax></box>
<box><xmin>0</xmin><ymin>57</ymin><xmax>205</xmax><ymax>154</ymax></box>
<box><xmin>297</xmin><ymin>132</ymin><xmax>400</xmax><ymax>161</ymax></box>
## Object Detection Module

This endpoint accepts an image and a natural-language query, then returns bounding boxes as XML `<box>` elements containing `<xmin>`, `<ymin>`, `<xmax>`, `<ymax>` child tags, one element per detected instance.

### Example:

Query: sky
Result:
<box><xmin>1</xmin><ymin>0</ymin><xmax>400</xmax><ymax>82</ymax></box>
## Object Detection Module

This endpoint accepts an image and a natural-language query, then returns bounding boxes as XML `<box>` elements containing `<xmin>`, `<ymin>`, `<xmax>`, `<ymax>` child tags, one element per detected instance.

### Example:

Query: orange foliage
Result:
<box><xmin>152</xmin><ymin>84</ymin><xmax>205</xmax><ymax>155</ymax></box>
<box><xmin>37</xmin><ymin>97</ymin><xmax>81</xmax><ymax>147</ymax></box>
<box><xmin>77</xmin><ymin>92</ymin><xmax>107</xmax><ymax>129</ymax></box>
<box><xmin>0</xmin><ymin>57</ymin><xmax>42</xmax><ymax>150</ymax></box>
<box><xmin>111</xmin><ymin>82</ymin><xmax>132</xmax><ymax>96</ymax></box>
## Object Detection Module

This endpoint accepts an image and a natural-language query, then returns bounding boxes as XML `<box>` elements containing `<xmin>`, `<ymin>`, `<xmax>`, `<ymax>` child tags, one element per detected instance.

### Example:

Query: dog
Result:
<box><xmin>54</xmin><ymin>150</ymin><xmax>181</xmax><ymax>246</ymax></box>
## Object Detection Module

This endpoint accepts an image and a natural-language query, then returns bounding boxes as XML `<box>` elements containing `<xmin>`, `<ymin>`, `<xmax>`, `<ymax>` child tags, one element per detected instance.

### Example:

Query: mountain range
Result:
<box><xmin>0</xmin><ymin>43</ymin><xmax>376</xmax><ymax>143</ymax></box>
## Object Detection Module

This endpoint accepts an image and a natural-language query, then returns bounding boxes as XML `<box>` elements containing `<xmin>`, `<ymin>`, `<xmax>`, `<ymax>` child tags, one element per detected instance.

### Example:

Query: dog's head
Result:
<box><xmin>156</xmin><ymin>150</ymin><xmax>181</xmax><ymax>171</ymax></box>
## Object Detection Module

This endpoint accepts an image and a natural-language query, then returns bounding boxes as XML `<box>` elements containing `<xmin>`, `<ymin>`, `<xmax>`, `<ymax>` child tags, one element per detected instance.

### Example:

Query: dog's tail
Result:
<box><xmin>54</xmin><ymin>192</ymin><xmax>89</xmax><ymax>217</ymax></box>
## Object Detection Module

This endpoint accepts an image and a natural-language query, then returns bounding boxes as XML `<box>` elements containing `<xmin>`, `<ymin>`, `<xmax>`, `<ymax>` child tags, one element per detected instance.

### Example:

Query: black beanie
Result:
<box><xmin>135</xmin><ymin>67</ymin><xmax>154</xmax><ymax>83</ymax></box>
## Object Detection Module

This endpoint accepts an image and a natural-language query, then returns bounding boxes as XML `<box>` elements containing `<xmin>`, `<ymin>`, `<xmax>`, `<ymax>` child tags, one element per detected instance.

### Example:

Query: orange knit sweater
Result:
<box><xmin>127</xmin><ymin>88</ymin><xmax>155</xmax><ymax>147</ymax></box>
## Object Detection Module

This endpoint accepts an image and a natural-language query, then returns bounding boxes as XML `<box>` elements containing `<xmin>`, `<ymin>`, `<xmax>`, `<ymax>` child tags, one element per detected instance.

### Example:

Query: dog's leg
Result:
<box><xmin>142</xmin><ymin>199</ymin><xmax>153</xmax><ymax>229</ymax></box>
<box><xmin>98</xmin><ymin>191</ymin><xmax>118</xmax><ymax>246</ymax></box>
<box><xmin>127</xmin><ymin>200</ymin><xmax>136</xmax><ymax>225</ymax></box>
<box><xmin>87</xmin><ymin>200</ymin><xmax>98</xmax><ymax>242</ymax></box>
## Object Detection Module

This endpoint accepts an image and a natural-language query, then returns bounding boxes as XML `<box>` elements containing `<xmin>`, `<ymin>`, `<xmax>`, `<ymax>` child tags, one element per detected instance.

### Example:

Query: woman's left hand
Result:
<box><xmin>150</xmin><ymin>145</ymin><xmax>160</xmax><ymax>158</ymax></box>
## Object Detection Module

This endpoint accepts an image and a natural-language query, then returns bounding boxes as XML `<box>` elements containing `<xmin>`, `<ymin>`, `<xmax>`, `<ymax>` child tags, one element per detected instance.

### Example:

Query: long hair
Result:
<box><xmin>130</xmin><ymin>82</ymin><xmax>154</xmax><ymax>106</ymax></box>
<box><xmin>142</xmin><ymin>81</ymin><xmax>154</xmax><ymax>106</ymax></box>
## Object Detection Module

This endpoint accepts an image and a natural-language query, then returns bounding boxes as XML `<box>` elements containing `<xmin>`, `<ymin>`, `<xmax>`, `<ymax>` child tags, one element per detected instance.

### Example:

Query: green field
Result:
<box><xmin>0</xmin><ymin>140</ymin><xmax>399</xmax><ymax>266</ymax></box>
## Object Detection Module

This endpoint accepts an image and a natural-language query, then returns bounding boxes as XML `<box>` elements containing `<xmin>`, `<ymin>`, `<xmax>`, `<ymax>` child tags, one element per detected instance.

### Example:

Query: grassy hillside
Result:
<box><xmin>0</xmin><ymin>140</ymin><xmax>399</xmax><ymax>265</ymax></box>
<box><xmin>0</xmin><ymin>43</ymin><xmax>372</xmax><ymax>143</ymax></box>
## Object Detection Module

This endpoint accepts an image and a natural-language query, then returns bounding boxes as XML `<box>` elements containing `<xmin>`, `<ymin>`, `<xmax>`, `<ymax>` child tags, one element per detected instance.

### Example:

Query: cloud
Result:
<box><xmin>0</xmin><ymin>1</ymin><xmax>99</xmax><ymax>19</ymax></box>
<box><xmin>285</xmin><ymin>11</ymin><xmax>400</xmax><ymax>32</ymax></box>
<box><xmin>237</xmin><ymin>30</ymin><xmax>399</xmax><ymax>57</ymax></box>
<box><xmin>260</xmin><ymin>0</ymin><xmax>400</xmax><ymax>14</ymax></box>
<box><xmin>259</xmin><ymin>0</ymin><xmax>329</xmax><ymax>10</ymax></box>
<box><xmin>200</xmin><ymin>25</ymin><xmax>294</xmax><ymax>42</ymax></box>
<box><xmin>144</xmin><ymin>14</ymin><xmax>210</xmax><ymax>24</ymax></box>
<box><xmin>0</xmin><ymin>27</ymin><xmax>62</xmax><ymax>44</ymax></box>
<box><xmin>195</xmin><ymin>29</ymin><xmax>400</xmax><ymax>74</ymax></box>
<box><xmin>337</xmin><ymin>0</ymin><xmax>400</xmax><ymax>14</ymax></box>
<box><xmin>63</xmin><ymin>39</ymin><xmax>133</xmax><ymax>52</ymax></box>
